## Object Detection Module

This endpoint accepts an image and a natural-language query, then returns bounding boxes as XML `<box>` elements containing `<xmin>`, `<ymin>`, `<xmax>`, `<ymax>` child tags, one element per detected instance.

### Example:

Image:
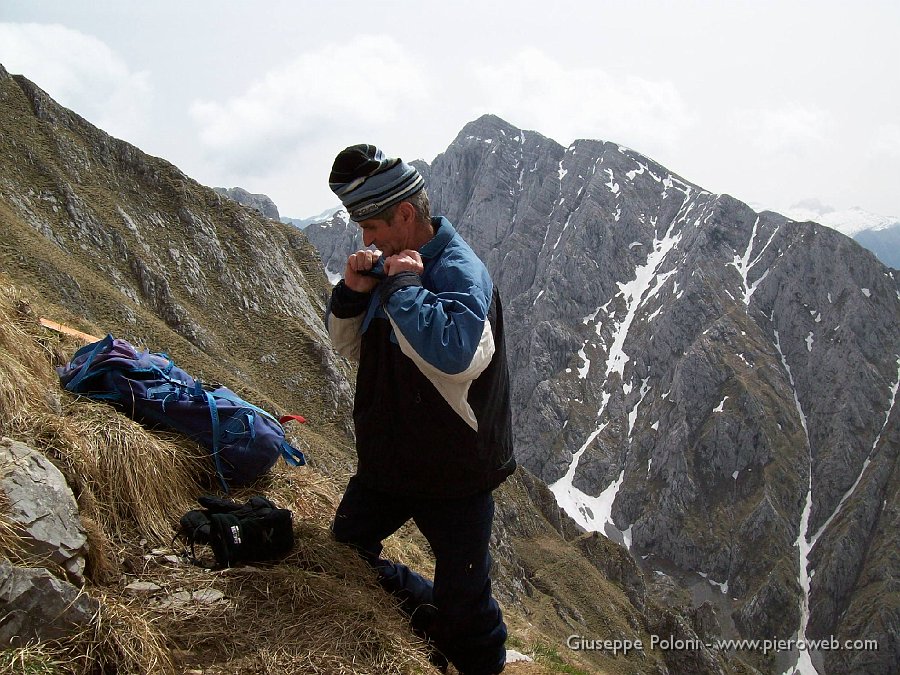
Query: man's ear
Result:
<box><xmin>395</xmin><ymin>200</ymin><xmax>416</xmax><ymax>225</ymax></box>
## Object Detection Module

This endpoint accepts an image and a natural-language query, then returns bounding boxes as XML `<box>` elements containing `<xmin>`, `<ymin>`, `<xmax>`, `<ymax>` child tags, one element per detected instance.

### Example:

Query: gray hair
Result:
<box><xmin>380</xmin><ymin>188</ymin><xmax>431</xmax><ymax>225</ymax></box>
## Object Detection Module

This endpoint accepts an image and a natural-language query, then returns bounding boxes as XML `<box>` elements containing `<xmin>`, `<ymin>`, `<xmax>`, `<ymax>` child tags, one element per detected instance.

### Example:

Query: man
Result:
<box><xmin>325</xmin><ymin>144</ymin><xmax>516</xmax><ymax>674</ymax></box>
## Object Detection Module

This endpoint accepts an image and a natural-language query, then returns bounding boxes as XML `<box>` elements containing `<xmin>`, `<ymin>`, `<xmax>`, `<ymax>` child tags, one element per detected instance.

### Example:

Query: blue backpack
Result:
<box><xmin>57</xmin><ymin>335</ymin><xmax>306</xmax><ymax>491</ymax></box>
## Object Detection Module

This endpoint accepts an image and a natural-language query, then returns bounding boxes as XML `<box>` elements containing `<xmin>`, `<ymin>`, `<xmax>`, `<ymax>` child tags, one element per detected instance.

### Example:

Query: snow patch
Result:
<box><xmin>628</xmin><ymin>379</ymin><xmax>651</xmax><ymax>438</ymax></box>
<box><xmin>774</xmin><ymin>330</ymin><xmax>816</xmax><ymax>675</ymax></box>
<box><xmin>577</xmin><ymin>345</ymin><xmax>591</xmax><ymax>379</ymax></box>
<box><xmin>861</xmin><ymin>288</ymin><xmax>871</xmax><ymax>298</ymax></box>
<box><xmin>552</xmin><ymin>213</ymin><xmax>574</xmax><ymax>250</ymax></box>
<box><xmin>604</xmin><ymin>220</ymin><xmax>683</xmax><ymax>381</ymax></box>
<box><xmin>583</xmin><ymin>307</ymin><xmax>602</xmax><ymax>325</ymax></box>
<box><xmin>698</xmin><ymin>571</ymin><xmax>729</xmax><ymax>595</ymax></box>
<box><xmin>713</xmin><ymin>396</ymin><xmax>728</xmax><ymax>413</ymax></box>
<box><xmin>730</xmin><ymin>217</ymin><xmax>780</xmax><ymax>307</ymax></box>
<box><xmin>604</xmin><ymin>168</ymin><xmax>620</xmax><ymax>195</ymax></box>
<box><xmin>551</xmin><ymin>394</ymin><xmax>627</xmax><ymax>535</ymax></box>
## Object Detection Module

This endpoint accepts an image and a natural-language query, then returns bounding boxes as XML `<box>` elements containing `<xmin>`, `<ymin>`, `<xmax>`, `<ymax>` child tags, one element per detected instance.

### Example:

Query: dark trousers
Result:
<box><xmin>331</xmin><ymin>476</ymin><xmax>507</xmax><ymax>675</ymax></box>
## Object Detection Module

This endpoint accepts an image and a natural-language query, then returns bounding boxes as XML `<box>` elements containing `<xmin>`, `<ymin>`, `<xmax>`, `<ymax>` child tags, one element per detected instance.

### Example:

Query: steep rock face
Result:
<box><xmin>302</xmin><ymin>210</ymin><xmax>361</xmax><ymax>283</ymax></box>
<box><xmin>213</xmin><ymin>186</ymin><xmax>280</xmax><ymax>221</ymax></box>
<box><xmin>423</xmin><ymin>115</ymin><xmax>900</xmax><ymax>672</ymax></box>
<box><xmin>309</xmin><ymin>113</ymin><xmax>900</xmax><ymax>673</ymax></box>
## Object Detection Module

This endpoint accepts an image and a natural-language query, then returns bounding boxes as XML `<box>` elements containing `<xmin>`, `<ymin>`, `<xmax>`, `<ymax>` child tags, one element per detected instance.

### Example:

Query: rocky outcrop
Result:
<box><xmin>308</xmin><ymin>114</ymin><xmax>900</xmax><ymax>674</ymax></box>
<box><xmin>302</xmin><ymin>209</ymin><xmax>361</xmax><ymax>282</ymax></box>
<box><xmin>213</xmin><ymin>186</ymin><xmax>280</xmax><ymax>221</ymax></box>
<box><xmin>0</xmin><ymin>557</ymin><xmax>99</xmax><ymax>648</ymax></box>
<box><xmin>0</xmin><ymin>437</ymin><xmax>88</xmax><ymax>583</ymax></box>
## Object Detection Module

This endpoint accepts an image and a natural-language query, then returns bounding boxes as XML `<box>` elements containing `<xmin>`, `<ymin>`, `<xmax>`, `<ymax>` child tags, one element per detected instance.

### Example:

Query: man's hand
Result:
<box><xmin>344</xmin><ymin>249</ymin><xmax>383</xmax><ymax>293</ymax></box>
<box><xmin>384</xmin><ymin>250</ymin><xmax>424</xmax><ymax>276</ymax></box>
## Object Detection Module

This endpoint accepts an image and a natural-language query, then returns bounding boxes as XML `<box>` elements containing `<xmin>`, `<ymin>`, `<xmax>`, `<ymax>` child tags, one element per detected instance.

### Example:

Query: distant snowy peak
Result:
<box><xmin>282</xmin><ymin>204</ymin><xmax>343</xmax><ymax>230</ymax></box>
<box><xmin>775</xmin><ymin>202</ymin><xmax>899</xmax><ymax>237</ymax></box>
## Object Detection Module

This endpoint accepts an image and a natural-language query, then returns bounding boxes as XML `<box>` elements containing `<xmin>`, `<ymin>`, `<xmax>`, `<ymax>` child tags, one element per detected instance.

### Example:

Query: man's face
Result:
<box><xmin>357</xmin><ymin>210</ymin><xmax>405</xmax><ymax>257</ymax></box>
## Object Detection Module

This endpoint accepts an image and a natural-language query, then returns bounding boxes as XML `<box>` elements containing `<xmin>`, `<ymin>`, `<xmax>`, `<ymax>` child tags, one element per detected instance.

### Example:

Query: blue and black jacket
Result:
<box><xmin>326</xmin><ymin>217</ymin><xmax>516</xmax><ymax>498</ymax></box>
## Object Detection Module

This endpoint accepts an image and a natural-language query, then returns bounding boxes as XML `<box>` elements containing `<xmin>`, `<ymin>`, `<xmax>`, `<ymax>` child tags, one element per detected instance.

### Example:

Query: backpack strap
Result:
<box><xmin>202</xmin><ymin>389</ymin><xmax>230</xmax><ymax>493</ymax></box>
<box><xmin>209</xmin><ymin>389</ymin><xmax>277</xmax><ymax>423</ymax></box>
<box><xmin>64</xmin><ymin>334</ymin><xmax>114</xmax><ymax>392</ymax></box>
<box><xmin>278</xmin><ymin>416</ymin><xmax>306</xmax><ymax>466</ymax></box>
<box><xmin>279</xmin><ymin>440</ymin><xmax>306</xmax><ymax>467</ymax></box>
<box><xmin>209</xmin><ymin>391</ymin><xmax>307</xmax><ymax>468</ymax></box>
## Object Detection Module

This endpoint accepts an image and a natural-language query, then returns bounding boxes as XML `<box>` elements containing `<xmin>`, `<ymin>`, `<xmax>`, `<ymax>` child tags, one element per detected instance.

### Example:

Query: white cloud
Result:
<box><xmin>729</xmin><ymin>104</ymin><xmax>835</xmax><ymax>156</ymax></box>
<box><xmin>868</xmin><ymin>123</ymin><xmax>900</xmax><ymax>159</ymax></box>
<box><xmin>472</xmin><ymin>48</ymin><xmax>693</xmax><ymax>155</ymax></box>
<box><xmin>0</xmin><ymin>23</ymin><xmax>152</xmax><ymax>144</ymax></box>
<box><xmin>188</xmin><ymin>35</ymin><xmax>430</xmax><ymax>174</ymax></box>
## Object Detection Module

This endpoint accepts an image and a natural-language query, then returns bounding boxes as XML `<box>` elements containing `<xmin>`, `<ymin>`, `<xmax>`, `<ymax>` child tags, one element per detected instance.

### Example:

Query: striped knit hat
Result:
<box><xmin>329</xmin><ymin>144</ymin><xmax>425</xmax><ymax>221</ymax></box>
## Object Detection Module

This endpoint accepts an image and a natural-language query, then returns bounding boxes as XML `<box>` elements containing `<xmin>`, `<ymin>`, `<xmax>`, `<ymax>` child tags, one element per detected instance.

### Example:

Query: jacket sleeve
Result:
<box><xmin>379</xmin><ymin>269</ymin><xmax>495</xmax><ymax>380</ymax></box>
<box><xmin>325</xmin><ymin>281</ymin><xmax>371</xmax><ymax>361</ymax></box>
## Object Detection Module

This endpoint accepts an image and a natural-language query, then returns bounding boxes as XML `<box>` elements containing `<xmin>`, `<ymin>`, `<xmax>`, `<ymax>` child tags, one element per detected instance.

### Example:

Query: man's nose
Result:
<box><xmin>362</xmin><ymin>231</ymin><xmax>375</xmax><ymax>247</ymax></box>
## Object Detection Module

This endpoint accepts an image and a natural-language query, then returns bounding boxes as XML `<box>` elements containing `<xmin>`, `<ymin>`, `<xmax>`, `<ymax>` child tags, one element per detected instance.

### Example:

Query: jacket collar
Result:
<box><xmin>419</xmin><ymin>217</ymin><xmax>455</xmax><ymax>260</ymax></box>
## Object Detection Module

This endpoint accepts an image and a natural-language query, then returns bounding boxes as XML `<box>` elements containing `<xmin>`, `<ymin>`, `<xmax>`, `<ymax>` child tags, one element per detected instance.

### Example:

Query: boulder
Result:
<box><xmin>0</xmin><ymin>437</ymin><xmax>88</xmax><ymax>583</ymax></box>
<box><xmin>0</xmin><ymin>557</ymin><xmax>98</xmax><ymax>647</ymax></box>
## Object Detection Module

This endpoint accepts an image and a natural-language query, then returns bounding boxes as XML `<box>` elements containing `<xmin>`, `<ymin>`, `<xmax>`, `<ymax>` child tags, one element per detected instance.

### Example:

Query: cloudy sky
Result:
<box><xmin>2</xmin><ymin>1</ymin><xmax>898</xmax><ymax>221</ymax></box>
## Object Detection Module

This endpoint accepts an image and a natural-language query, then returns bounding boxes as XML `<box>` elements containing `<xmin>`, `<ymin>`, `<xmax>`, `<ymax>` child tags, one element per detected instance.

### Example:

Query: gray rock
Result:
<box><xmin>302</xmin><ymin>209</ymin><xmax>361</xmax><ymax>282</ymax></box>
<box><xmin>0</xmin><ymin>437</ymin><xmax>88</xmax><ymax>584</ymax></box>
<box><xmin>192</xmin><ymin>588</ymin><xmax>225</xmax><ymax>603</ymax></box>
<box><xmin>213</xmin><ymin>186</ymin><xmax>280</xmax><ymax>221</ymax></box>
<box><xmin>0</xmin><ymin>557</ymin><xmax>99</xmax><ymax>647</ymax></box>
<box><xmin>124</xmin><ymin>580</ymin><xmax>162</xmax><ymax>595</ymax></box>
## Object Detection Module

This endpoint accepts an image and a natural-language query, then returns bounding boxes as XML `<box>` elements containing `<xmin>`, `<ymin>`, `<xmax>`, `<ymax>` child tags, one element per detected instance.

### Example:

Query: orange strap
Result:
<box><xmin>39</xmin><ymin>318</ymin><xmax>102</xmax><ymax>343</ymax></box>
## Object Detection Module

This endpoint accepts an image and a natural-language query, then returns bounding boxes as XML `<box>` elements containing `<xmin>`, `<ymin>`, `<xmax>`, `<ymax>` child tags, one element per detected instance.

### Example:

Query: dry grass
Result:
<box><xmin>0</xmin><ymin>640</ymin><xmax>72</xmax><ymax>674</ymax></box>
<box><xmin>0</xmin><ymin>284</ymin><xmax>206</xmax><ymax>543</ymax></box>
<box><xmin>0</xmin><ymin>281</ymin><xmax>440</xmax><ymax>674</ymax></box>
<box><xmin>41</xmin><ymin>406</ymin><xmax>207</xmax><ymax>542</ymax></box>
<box><xmin>78</xmin><ymin>593</ymin><xmax>175</xmax><ymax>674</ymax></box>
